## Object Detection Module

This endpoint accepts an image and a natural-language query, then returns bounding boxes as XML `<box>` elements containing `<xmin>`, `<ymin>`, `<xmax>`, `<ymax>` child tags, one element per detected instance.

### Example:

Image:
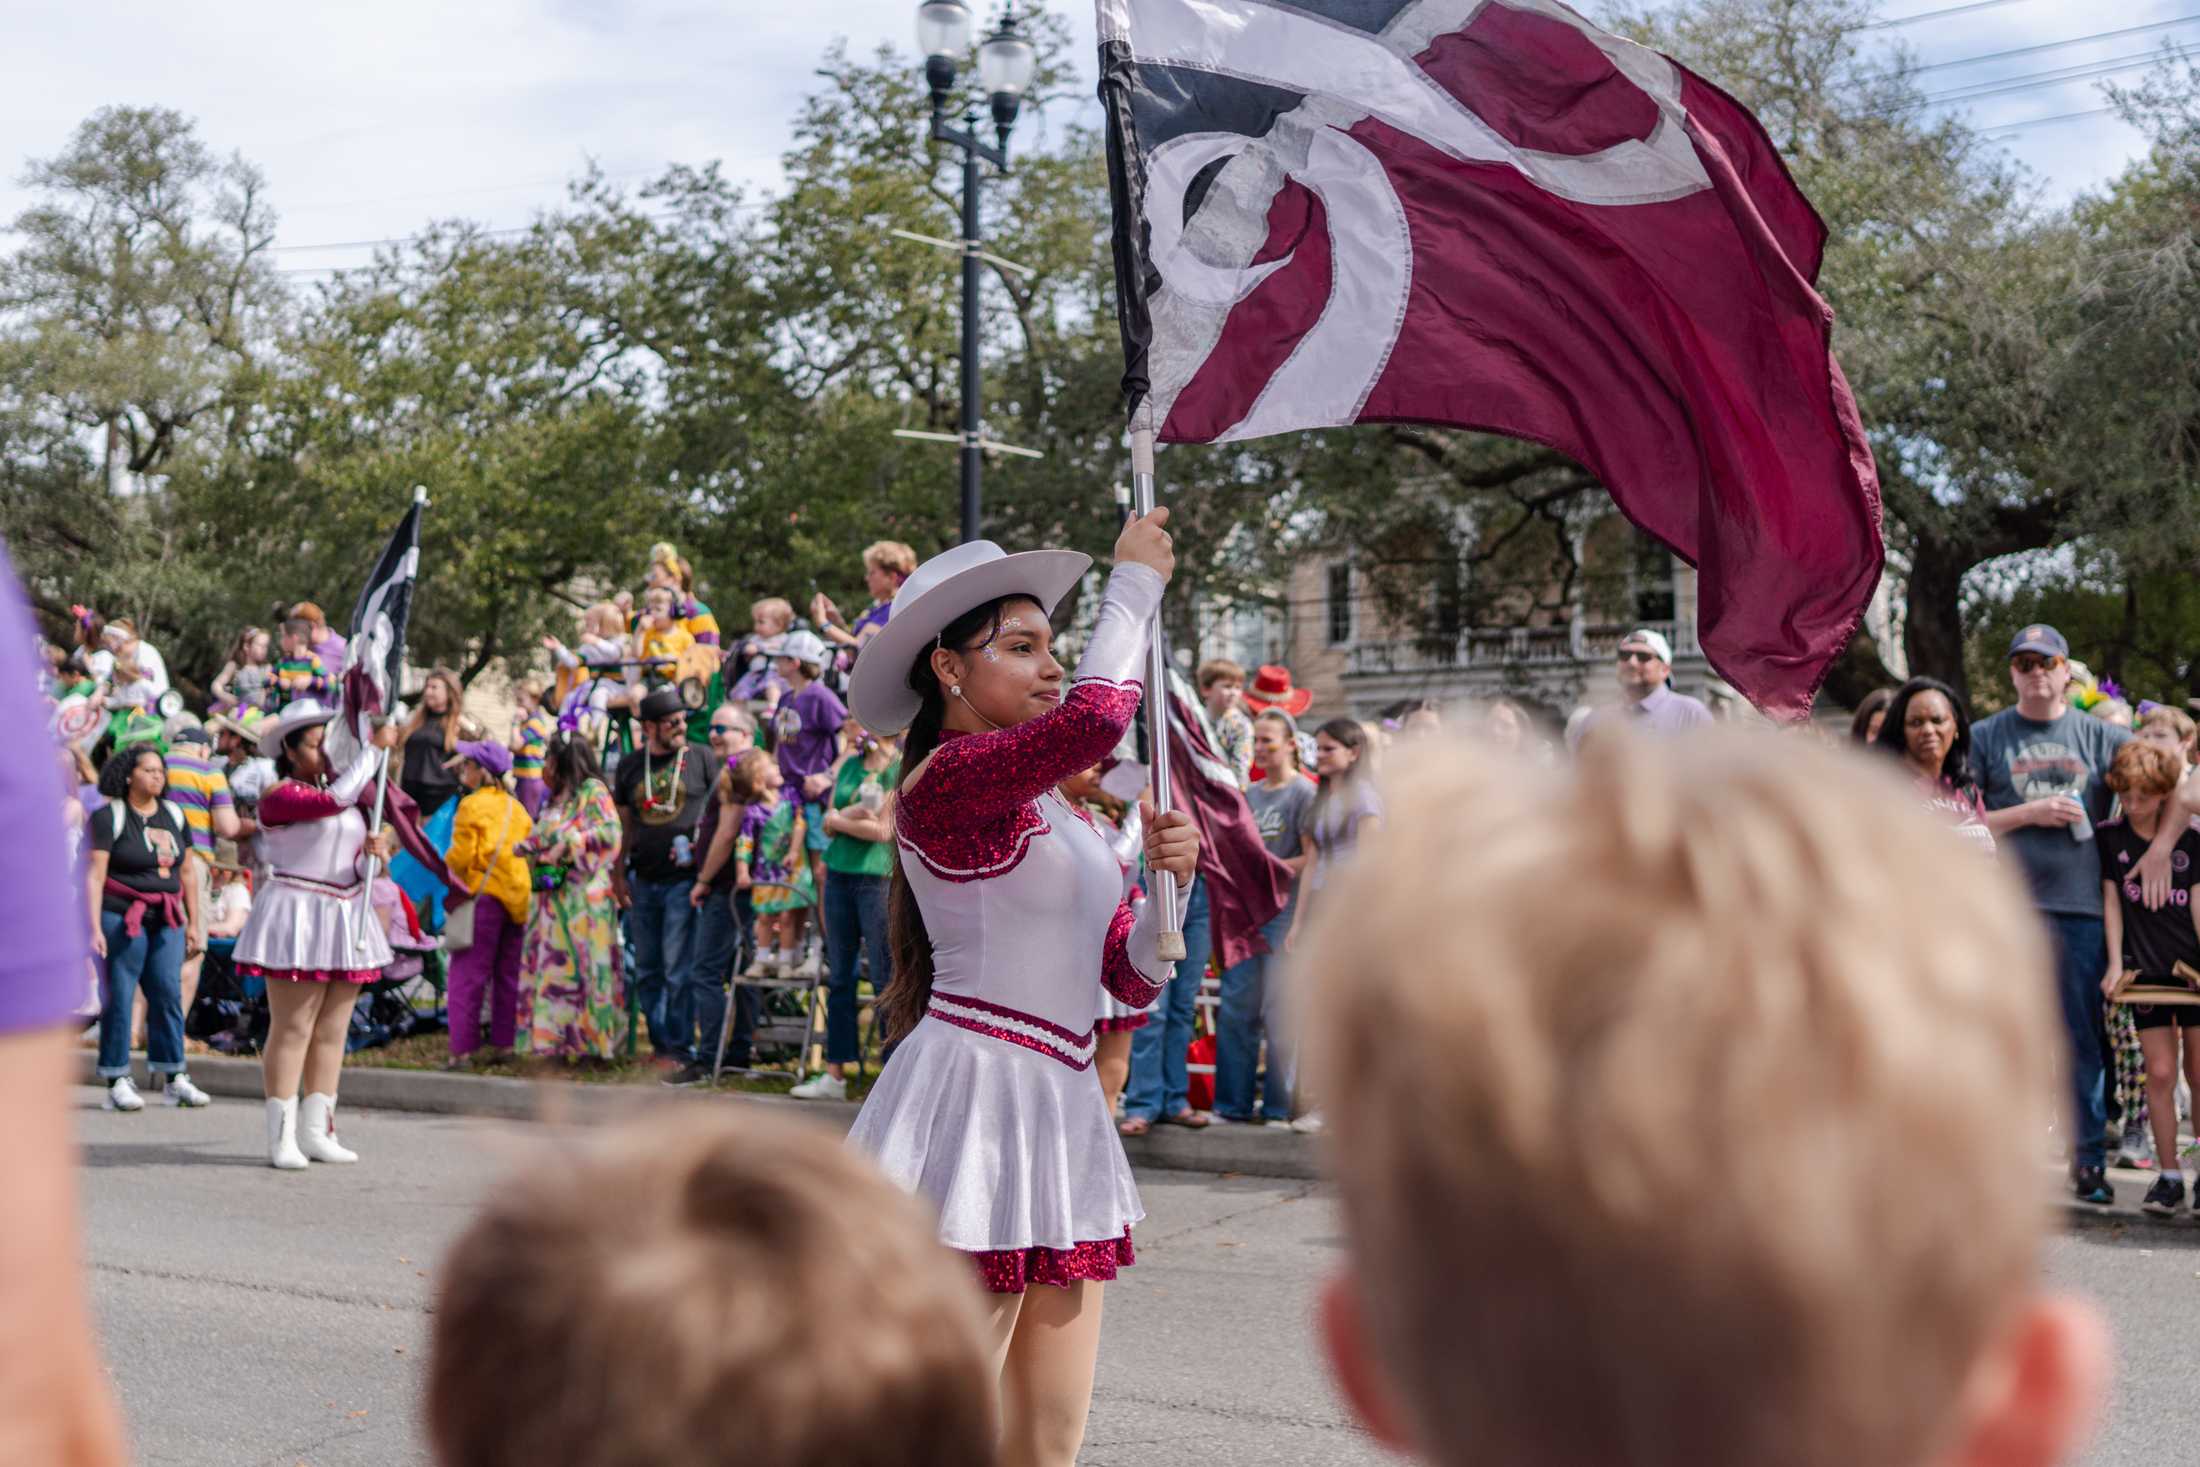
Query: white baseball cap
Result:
<box><xmin>1619</xmin><ymin>628</ymin><xmax>1674</xmax><ymax>664</ymax></box>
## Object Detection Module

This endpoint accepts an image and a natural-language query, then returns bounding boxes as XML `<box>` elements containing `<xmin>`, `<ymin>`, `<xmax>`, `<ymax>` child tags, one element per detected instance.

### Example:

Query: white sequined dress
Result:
<box><xmin>846</xmin><ymin>563</ymin><xmax>1187</xmax><ymax>1292</ymax></box>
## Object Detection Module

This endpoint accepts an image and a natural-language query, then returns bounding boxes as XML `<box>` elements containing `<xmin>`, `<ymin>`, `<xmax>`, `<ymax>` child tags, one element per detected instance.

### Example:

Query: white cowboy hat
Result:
<box><xmin>255</xmin><ymin>697</ymin><xmax>340</xmax><ymax>756</ymax></box>
<box><xmin>848</xmin><ymin>540</ymin><xmax>1091</xmax><ymax>735</ymax></box>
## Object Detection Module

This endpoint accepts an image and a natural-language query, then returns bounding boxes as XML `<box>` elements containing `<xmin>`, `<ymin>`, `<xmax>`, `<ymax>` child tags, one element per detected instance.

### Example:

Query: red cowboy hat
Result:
<box><xmin>1242</xmin><ymin>664</ymin><xmax>1313</xmax><ymax>717</ymax></box>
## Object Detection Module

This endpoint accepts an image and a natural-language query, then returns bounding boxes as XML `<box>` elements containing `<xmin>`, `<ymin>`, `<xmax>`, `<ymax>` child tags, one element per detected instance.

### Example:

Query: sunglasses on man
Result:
<box><xmin>709</xmin><ymin>722</ymin><xmax>743</xmax><ymax>736</ymax></box>
<box><xmin>1616</xmin><ymin>648</ymin><xmax>1662</xmax><ymax>664</ymax></box>
<box><xmin>2011</xmin><ymin>654</ymin><xmax>2063</xmax><ymax>675</ymax></box>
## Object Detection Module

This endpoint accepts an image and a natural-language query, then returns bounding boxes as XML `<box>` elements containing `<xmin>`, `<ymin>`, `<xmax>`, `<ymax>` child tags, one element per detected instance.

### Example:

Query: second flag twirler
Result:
<box><xmin>1096</xmin><ymin>0</ymin><xmax>1884</xmax><ymax>719</ymax></box>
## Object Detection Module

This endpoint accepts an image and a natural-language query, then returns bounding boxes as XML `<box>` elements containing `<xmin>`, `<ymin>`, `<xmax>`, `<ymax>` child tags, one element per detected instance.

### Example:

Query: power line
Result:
<box><xmin>1912</xmin><ymin>13</ymin><xmax>2200</xmax><ymax>73</ymax></box>
<box><xmin>1904</xmin><ymin>43</ymin><xmax>2200</xmax><ymax>110</ymax></box>
<box><xmin>1861</xmin><ymin>0</ymin><xmax>2044</xmax><ymax>31</ymax></box>
<box><xmin>1981</xmin><ymin>103</ymin><xmax>2124</xmax><ymax>134</ymax></box>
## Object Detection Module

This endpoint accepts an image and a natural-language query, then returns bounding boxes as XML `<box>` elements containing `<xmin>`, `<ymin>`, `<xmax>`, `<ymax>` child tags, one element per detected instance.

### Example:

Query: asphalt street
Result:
<box><xmin>78</xmin><ymin>1092</ymin><xmax>2199</xmax><ymax>1467</ymax></box>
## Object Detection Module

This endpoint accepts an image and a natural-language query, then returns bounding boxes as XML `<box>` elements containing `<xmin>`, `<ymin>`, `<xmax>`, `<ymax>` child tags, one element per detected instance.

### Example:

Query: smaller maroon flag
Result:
<box><xmin>1165</xmin><ymin>670</ymin><xmax>1293</xmax><ymax>972</ymax></box>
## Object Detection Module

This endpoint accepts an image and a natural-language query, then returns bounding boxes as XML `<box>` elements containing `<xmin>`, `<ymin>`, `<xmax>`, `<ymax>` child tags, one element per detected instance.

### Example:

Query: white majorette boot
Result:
<box><xmin>297</xmin><ymin>1093</ymin><xmax>359</xmax><ymax>1164</ymax></box>
<box><xmin>265</xmin><ymin>1096</ymin><xmax>309</xmax><ymax>1171</ymax></box>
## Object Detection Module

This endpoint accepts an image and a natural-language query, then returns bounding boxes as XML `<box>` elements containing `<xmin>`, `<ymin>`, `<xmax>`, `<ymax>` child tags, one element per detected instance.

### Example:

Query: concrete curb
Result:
<box><xmin>95</xmin><ymin>1053</ymin><xmax>1323</xmax><ymax>1181</ymax></box>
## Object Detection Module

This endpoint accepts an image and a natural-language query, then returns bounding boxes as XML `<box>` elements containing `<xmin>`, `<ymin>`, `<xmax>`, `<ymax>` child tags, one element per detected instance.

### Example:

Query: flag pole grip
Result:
<box><xmin>1130</xmin><ymin>427</ymin><xmax>1187</xmax><ymax>963</ymax></box>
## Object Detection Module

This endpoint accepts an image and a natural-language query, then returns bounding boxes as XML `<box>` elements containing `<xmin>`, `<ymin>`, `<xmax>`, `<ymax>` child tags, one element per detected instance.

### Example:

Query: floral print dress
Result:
<box><xmin>514</xmin><ymin>776</ymin><xmax>627</xmax><ymax>1059</ymax></box>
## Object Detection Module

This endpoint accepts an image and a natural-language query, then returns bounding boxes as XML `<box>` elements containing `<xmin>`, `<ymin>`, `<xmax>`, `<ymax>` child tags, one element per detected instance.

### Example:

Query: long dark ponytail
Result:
<box><xmin>878</xmin><ymin>594</ymin><xmax>1026</xmax><ymax>1043</ymax></box>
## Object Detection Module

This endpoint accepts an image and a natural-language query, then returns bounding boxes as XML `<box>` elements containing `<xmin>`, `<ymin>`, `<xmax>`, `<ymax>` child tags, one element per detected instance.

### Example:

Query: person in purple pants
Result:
<box><xmin>443</xmin><ymin>740</ymin><xmax>534</xmax><ymax>1064</ymax></box>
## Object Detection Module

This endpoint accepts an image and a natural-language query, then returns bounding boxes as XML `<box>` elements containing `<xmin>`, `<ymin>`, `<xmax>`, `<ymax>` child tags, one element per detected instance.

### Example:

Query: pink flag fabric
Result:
<box><xmin>1099</xmin><ymin>0</ymin><xmax>1883</xmax><ymax>717</ymax></box>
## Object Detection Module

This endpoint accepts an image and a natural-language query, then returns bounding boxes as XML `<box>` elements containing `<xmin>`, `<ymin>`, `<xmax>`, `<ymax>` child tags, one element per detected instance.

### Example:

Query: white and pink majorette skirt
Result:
<box><xmin>231</xmin><ymin>873</ymin><xmax>393</xmax><ymax>984</ymax></box>
<box><xmin>848</xmin><ymin>995</ymin><xmax>1143</xmax><ymax>1293</ymax></box>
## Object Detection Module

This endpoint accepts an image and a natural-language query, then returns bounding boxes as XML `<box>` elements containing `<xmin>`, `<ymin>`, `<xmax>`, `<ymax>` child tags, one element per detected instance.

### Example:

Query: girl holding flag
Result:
<box><xmin>845</xmin><ymin>510</ymin><xmax>1196</xmax><ymax>1467</ymax></box>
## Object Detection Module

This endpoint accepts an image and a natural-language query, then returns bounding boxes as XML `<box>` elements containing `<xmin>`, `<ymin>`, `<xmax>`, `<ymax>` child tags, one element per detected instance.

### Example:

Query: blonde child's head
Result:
<box><xmin>1301</xmin><ymin>729</ymin><xmax>2105</xmax><ymax>1467</ymax></box>
<box><xmin>2136</xmin><ymin>705</ymin><xmax>2195</xmax><ymax>762</ymax></box>
<box><xmin>427</xmin><ymin>1108</ymin><xmax>994</xmax><ymax>1467</ymax></box>
<box><xmin>726</xmin><ymin>746</ymin><xmax>781</xmax><ymax>803</ymax></box>
<box><xmin>581</xmin><ymin>603</ymin><xmax>625</xmax><ymax>643</ymax></box>
<box><xmin>643</xmin><ymin>585</ymin><xmax>677</xmax><ymax>624</ymax></box>
<box><xmin>751</xmin><ymin>597</ymin><xmax>794</xmax><ymax>636</ymax></box>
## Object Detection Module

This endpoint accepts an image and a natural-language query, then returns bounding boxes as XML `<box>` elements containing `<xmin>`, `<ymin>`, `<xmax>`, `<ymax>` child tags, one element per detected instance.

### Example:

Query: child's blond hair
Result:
<box><xmin>427</xmin><ymin>1108</ymin><xmax>994</xmax><ymax>1467</ymax></box>
<box><xmin>581</xmin><ymin>602</ymin><xmax>625</xmax><ymax>642</ymax></box>
<box><xmin>1300</xmin><ymin>730</ymin><xmax>2059</xmax><ymax>1467</ymax></box>
<box><xmin>751</xmin><ymin>597</ymin><xmax>794</xmax><ymax>632</ymax></box>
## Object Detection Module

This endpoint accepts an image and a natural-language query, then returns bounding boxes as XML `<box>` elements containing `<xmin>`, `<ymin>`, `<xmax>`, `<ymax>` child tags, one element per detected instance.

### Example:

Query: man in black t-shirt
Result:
<box><xmin>2097</xmin><ymin>739</ymin><xmax>2200</xmax><ymax>1216</ymax></box>
<box><xmin>613</xmin><ymin>686</ymin><xmax>716</xmax><ymax>1082</ymax></box>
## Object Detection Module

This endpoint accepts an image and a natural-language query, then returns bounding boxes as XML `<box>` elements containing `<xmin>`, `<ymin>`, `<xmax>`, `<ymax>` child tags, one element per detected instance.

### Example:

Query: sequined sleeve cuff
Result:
<box><xmin>1070</xmin><ymin>563</ymin><xmax>1163</xmax><ymax>690</ymax></box>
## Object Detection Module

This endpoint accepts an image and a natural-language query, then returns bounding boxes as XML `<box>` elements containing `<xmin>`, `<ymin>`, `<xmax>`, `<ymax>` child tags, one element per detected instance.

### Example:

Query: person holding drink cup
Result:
<box><xmin>1970</xmin><ymin>623</ymin><xmax>2187</xmax><ymax>1203</ymax></box>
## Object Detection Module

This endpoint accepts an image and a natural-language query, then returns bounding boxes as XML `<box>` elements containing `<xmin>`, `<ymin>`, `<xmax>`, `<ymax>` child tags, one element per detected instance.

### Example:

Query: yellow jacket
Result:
<box><xmin>448</xmin><ymin>786</ymin><xmax>533</xmax><ymax>925</ymax></box>
<box><xmin>637</xmin><ymin>620</ymin><xmax>694</xmax><ymax>667</ymax></box>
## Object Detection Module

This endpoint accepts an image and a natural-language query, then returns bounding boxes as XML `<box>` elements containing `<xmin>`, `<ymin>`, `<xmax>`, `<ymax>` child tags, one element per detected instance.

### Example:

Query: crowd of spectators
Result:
<box><xmin>34</xmin><ymin>527</ymin><xmax>2200</xmax><ymax>1213</ymax></box>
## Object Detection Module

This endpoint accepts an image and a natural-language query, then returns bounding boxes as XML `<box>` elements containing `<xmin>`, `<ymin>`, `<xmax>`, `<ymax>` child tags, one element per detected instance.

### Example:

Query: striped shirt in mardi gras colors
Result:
<box><xmin>272</xmin><ymin>653</ymin><xmax>329</xmax><ymax>706</ymax></box>
<box><xmin>513</xmin><ymin>711</ymin><xmax>553</xmax><ymax>780</ymax></box>
<box><xmin>163</xmin><ymin>749</ymin><xmax>234</xmax><ymax>857</ymax></box>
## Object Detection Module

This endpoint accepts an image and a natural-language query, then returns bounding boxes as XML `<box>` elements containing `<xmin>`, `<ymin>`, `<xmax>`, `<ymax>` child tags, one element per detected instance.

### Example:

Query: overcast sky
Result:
<box><xmin>0</xmin><ymin>0</ymin><xmax>2188</xmax><ymax>283</ymax></box>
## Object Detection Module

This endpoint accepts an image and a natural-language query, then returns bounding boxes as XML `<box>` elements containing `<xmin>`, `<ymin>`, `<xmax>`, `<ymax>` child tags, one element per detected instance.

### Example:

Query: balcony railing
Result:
<box><xmin>1344</xmin><ymin>618</ymin><xmax>1699</xmax><ymax>677</ymax></box>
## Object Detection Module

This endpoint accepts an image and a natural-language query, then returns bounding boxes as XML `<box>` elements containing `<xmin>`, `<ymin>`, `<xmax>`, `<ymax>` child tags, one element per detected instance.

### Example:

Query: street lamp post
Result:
<box><xmin>916</xmin><ymin>2</ymin><xmax>1035</xmax><ymax>544</ymax></box>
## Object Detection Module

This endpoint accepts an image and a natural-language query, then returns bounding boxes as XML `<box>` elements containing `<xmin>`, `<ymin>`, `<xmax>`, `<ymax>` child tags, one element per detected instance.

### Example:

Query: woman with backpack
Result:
<box><xmin>86</xmin><ymin>745</ymin><xmax>209</xmax><ymax>1112</ymax></box>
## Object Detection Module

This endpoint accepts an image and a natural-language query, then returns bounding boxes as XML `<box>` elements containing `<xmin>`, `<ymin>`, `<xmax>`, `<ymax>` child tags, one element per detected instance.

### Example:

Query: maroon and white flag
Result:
<box><xmin>1099</xmin><ymin>0</ymin><xmax>1883</xmax><ymax>717</ymax></box>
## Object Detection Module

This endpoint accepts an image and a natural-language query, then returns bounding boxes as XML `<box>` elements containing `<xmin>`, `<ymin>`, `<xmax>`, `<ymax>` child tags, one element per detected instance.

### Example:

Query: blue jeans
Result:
<box><xmin>2047</xmin><ymin>912</ymin><xmax>2109</xmax><ymax>1170</ymax></box>
<box><xmin>1214</xmin><ymin>901</ymin><xmax>1295</xmax><ymax>1122</ymax></box>
<box><xmin>689</xmin><ymin>885</ymin><xmax>759</xmax><ymax>1066</ymax></box>
<box><xmin>1124</xmin><ymin>881</ymin><xmax>1212</xmax><ymax>1123</ymax></box>
<box><xmin>627</xmin><ymin>873</ymin><xmax>699</xmax><ymax>1062</ymax></box>
<box><xmin>823</xmin><ymin>871</ymin><xmax>890</xmax><ymax>1065</ymax></box>
<box><xmin>97</xmin><ymin>912</ymin><xmax>186</xmax><ymax>1079</ymax></box>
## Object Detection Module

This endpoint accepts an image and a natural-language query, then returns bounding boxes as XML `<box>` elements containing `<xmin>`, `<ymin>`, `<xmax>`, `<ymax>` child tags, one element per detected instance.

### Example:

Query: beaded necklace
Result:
<box><xmin>638</xmin><ymin>740</ymin><xmax>689</xmax><ymax>821</ymax></box>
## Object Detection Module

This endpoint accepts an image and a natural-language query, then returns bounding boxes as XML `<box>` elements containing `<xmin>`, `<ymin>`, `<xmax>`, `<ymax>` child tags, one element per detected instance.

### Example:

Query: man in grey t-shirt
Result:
<box><xmin>1968</xmin><ymin>623</ymin><xmax>2169</xmax><ymax>1201</ymax></box>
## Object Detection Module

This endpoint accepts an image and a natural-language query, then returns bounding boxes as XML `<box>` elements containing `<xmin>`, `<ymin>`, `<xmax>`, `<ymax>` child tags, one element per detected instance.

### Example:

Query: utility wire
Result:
<box><xmin>1912</xmin><ymin>12</ymin><xmax>2200</xmax><ymax>73</ymax></box>
<box><xmin>1901</xmin><ymin>44</ymin><xmax>2200</xmax><ymax>110</ymax></box>
<box><xmin>1860</xmin><ymin>0</ymin><xmax>2045</xmax><ymax>31</ymax></box>
<box><xmin>1981</xmin><ymin>103</ymin><xmax>2124</xmax><ymax>133</ymax></box>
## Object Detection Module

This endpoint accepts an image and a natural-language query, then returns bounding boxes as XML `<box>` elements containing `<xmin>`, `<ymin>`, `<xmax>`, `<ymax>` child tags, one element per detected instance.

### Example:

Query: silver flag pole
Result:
<box><xmin>1129</xmin><ymin>427</ymin><xmax>1186</xmax><ymax>961</ymax></box>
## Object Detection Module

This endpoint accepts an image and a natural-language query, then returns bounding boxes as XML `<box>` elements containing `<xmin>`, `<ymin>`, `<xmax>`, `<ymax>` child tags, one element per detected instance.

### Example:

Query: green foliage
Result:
<box><xmin>5</xmin><ymin>9</ymin><xmax>2196</xmax><ymax>711</ymax></box>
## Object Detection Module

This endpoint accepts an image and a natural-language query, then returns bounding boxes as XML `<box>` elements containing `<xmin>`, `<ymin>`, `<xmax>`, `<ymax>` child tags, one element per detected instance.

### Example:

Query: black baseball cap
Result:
<box><xmin>637</xmin><ymin>686</ymin><xmax>688</xmax><ymax>723</ymax></box>
<box><xmin>2007</xmin><ymin>624</ymin><xmax>2069</xmax><ymax>660</ymax></box>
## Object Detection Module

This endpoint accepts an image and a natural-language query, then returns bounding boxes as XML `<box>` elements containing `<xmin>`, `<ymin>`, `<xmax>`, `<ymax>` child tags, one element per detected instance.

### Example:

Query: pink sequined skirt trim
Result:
<box><xmin>1093</xmin><ymin>1014</ymin><xmax>1150</xmax><ymax>1033</ymax></box>
<box><xmin>236</xmin><ymin>962</ymin><xmax>378</xmax><ymax>985</ymax></box>
<box><xmin>968</xmin><ymin>1229</ymin><xmax>1135</xmax><ymax>1294</ymax></box>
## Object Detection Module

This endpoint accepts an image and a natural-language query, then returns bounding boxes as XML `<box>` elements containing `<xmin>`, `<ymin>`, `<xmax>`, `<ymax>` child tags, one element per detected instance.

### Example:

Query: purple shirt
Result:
<box><xmin>773</xmin><ymin>680</ymin><xmax>846</xmax><ymax>789</ymax></box>
<box><xmin>1574</xmin><ymin>682</ymin><xmax>1714</xmax><ymax>749</ymax></box>
<box><xmin>1</xmin><ymin>550</ymin><xmax>92</xmax><ymax>1033</ymax></box>
<box><xmin>312</xmin><ymin>628</ymin><xmax>347</xmax><ymax>672</ymax></box>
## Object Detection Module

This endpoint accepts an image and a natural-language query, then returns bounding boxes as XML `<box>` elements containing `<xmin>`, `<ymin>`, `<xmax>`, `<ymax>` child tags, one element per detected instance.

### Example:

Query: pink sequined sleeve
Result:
<box><xmin>1100</xmin><ymin>899</ymin><xmax>1164</xmax><ymax>1007</ymax></box>
<box><xmin>898</xmin><ymin>564</ymin><xmax>1163</xmax><ymax>838</ymax></box>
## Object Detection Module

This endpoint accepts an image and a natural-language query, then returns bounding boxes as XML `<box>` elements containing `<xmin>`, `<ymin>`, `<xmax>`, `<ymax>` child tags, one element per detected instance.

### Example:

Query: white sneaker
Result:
<box><xmin>1264</xmin><ymin>1118</ymin><xmax>1296</xmax><ymax>1131</ymax></box>
<box><xmin>788</xmin><ymin>1071</ymin><xmax>848</xmax><ymax>1101</ymax></box>
<box><xmin>104</xmin><ymin>1077</ymin><xmax>145</xmax><ymax>1112</ymax></box>
<box><xmin>1290</xmin><ymin>1112</ymin><xmax>1327</xmax><ymax>1135</ymax></box>
<box><xmin>790</xmin><ymin>949</ymin><xmax>824</xmax><ymax>980</ymax></box>
<box><xmin>162</xmin><ymin>1074</ymin><xmax>211</xmax><ymax>1108</ymax></box>
<box><xmin>744</xmin><ymin>947</ymin><xmax>781</xmax><ymax>979</ymax></box>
